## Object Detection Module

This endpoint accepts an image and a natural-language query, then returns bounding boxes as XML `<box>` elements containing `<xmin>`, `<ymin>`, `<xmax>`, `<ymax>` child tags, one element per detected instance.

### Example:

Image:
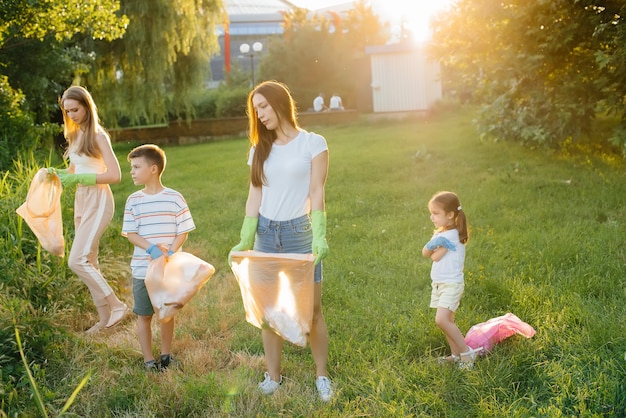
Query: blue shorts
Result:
<box><xmin>254</xmin><ymin>214</ymin><xmax>323</xmax><ymax>283</ymax></box>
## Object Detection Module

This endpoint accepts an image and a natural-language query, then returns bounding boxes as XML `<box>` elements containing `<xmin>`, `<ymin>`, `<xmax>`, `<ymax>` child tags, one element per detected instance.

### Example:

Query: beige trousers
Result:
<box><xmin>68</xmin><ymin>184</ymin><xmax>115</xmax><ymax>307</ymax></box>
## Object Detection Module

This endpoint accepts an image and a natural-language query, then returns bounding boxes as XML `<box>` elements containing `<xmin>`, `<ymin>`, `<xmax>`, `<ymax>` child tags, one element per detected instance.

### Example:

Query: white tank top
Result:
<box><xmin>69</xmin><ymin>152</ymin><xmax>105</xmax><ymax>174</ymax></box>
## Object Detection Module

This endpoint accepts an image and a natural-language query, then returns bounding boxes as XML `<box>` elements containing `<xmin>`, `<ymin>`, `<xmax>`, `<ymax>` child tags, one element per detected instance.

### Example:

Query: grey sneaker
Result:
<box><xmin>315</xmin><ymin>376</ymin><xmax>333</xmax><ymax>402</ymax></box>
<box><xmin>144</xmin><ymin>359</ymin><xmax>162</xmax><ymax>372</ymax></box>
<box><xmin>258</xmin><ymin>372</ymin><xmax>282</xmax><ymax>395</ymax></box>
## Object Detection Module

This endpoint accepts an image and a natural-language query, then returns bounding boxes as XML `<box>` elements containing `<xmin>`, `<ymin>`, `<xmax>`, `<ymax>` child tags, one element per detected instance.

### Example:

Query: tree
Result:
<box><xmin>430</xmin><ymin>0</ymin><xmax>626</xmax><ymax>154</ymax></box>
<box><xmin>0</xmin><ymin>0</ymin><xmax>128</xmax><ymax>123</ymax></box>
<box><xmin>85</xmin><ymin>0</ymin><xmax>224</xmax><ymax>126</ymax></box>
<box><xmin>259</xmin><ymin>1</ymin><xmax>388</xmax><ymax>111</ymax></box>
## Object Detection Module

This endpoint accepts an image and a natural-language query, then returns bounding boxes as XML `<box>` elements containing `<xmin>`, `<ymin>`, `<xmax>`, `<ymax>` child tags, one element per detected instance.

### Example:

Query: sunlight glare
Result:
<box><xmin>277</xmin><ymin>271</ymin><xmax>296</xmax><ymax>316</ymax></box>
<box><xmin>371</xmin><ymin>0</ymin><xmax>451</xmax><ymax>43</ymax></box>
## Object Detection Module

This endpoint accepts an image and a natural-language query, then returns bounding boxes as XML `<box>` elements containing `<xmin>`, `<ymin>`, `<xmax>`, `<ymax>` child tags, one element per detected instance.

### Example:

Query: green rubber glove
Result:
<box><xmin>47</xmin><ymin>167</ymin><xmax>69</xmax><ymax>176</ymax></box>
<box><xmin>58</xmin><ymin>172</ymin><xmax>97</xmax><ymax>187</ymax></box>
<box><xmin>311</xmin><ymin>210</ymin><xmax>329</xmax><ymax>265</ymax></box>
<box><xmin>230</xmin><ymin>216</ymin><xmax>258</xmax><ymax>253</ymax></box>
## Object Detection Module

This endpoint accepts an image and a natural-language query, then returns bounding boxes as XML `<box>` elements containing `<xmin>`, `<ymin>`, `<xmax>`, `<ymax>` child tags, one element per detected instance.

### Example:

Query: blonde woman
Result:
<box><xmin>51</xmin><ymin>85</ymin><xmax>127</xmax><ymax>334</ymax></box>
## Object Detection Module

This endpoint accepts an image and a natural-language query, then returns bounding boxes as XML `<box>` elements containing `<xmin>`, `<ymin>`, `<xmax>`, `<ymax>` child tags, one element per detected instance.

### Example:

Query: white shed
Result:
<box><xmin>365</xmin><ymin>43</ymin><xmax>442</xmax><ymax>113</ymax></box>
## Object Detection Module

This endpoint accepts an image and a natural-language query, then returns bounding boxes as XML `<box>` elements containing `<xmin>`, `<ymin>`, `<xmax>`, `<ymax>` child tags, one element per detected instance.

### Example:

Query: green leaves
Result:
<box><xmin>0</xmin><ymin>0</ymin><xmax>128</xmax><ymax>46</ymax></box>
<box><xmin>431</xmin><ymin>0</ymin><xmax>626</xmax><ymax>154</ymax></box>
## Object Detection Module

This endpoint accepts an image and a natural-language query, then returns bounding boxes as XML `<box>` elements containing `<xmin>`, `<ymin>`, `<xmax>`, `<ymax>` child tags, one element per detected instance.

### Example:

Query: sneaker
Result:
<box><xmin>159</xmin><ymin>354</ymin><xmax>179</xmax><ymax>370</ymax></box>
<box><xmin>258</xmin><ymin>372</ymin><xmax>282</xmax><ymax>395</ymax></box>
<box><xmin>315</xmin><ymin>376</ymin><xmax>333</xmax><ymax>402</ymax></box>
<box><xmin>144</xmin><ymin>359</ymin><xmax>162</xmax><ymax>372</ymax></box>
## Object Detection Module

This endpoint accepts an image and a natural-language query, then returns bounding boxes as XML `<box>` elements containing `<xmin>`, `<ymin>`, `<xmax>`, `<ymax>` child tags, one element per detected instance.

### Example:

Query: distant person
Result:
<box><xmin>50</xmin><ymin>85</ymin><xmax>127</xmax><ymax>335</ymax></box>
<box><xmin>122</xmin><ymin>144</ymin><xmax>196</xmax><ymax>372</ymax></box>
<box><xmin>313</xmin><ymin>92</ymin><xmax>327</xmax><ymax>112</ymax></box>
<box><xmin>329</xmin><ymin>93</ymin><xmax>344</xmax><ymax>111</ymax></box>
<box><xmin>230</xmin><ymin>81</ymin><xmax>333</xmax><ymax>401</ymax></box>
<box><xmin>422</xmin><ymin>191</ymin><xmax>482</xmax><ymax>369</ymax></box>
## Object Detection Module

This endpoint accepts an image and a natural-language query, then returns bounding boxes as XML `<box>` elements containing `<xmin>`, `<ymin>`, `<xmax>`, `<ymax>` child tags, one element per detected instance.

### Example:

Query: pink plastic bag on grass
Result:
<box><xmin>16</xmin><ymin>168</ymin><xmax>65</xmax><ymax>256</ymax></box>
<box><xmin>145</xmin><ymin>252</ymin><xmax>215</xmax><ymax>323</ymax></box>
<box><xmin>230</xmin><ymin>251</ymin><xmax>315</xmax><ymax>347</ymax></box>
<box><xmin>464</xmin><ymin>312</ymin><xmax>536</xmax><ymax>354</ymax></box>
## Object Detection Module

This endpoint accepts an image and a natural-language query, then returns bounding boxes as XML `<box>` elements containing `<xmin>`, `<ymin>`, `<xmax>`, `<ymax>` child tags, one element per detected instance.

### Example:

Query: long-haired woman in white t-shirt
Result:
<box><xmin>230</xmin><ymin>81</ymin><xmax>333</xmax><ymax>401</ymax></box>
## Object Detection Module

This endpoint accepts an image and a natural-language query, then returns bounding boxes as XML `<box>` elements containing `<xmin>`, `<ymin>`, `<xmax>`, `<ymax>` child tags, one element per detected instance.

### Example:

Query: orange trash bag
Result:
<box><xmin>230</xmin><ymin>251</ymin><xmax>315</xmax><ymax>347</ymax></box>
<box><xmin>15</xmin><ymin>168</ymin><xmax>65</xmax><ymax>257</ymax></box>
<box><xmin>145</xmin><ymin>252</ymin><xmax>215</xmax><ymax>323</ymax></box>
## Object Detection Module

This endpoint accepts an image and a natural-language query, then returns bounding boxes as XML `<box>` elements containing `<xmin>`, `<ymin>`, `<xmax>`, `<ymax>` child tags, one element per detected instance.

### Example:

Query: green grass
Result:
<box><xmin>4</xmin><ymin>107</ymin><xmax>626</xmax><ymax>416</ymax></box>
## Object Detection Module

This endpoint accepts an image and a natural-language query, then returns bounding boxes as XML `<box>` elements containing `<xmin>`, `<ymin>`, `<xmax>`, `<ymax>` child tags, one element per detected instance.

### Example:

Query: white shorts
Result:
<box><xmin>430</xmin><ymin>282</ymin><xmax>464</xmax><ymax>312</ymax></box>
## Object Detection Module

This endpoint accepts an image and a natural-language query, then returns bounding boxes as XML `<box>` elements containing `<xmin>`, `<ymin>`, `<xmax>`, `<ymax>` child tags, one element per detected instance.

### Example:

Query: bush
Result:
<box><xmin>0</xmin><ymin>76</ymin><xmax>60</xmax><ymax>171</ymax></box>
<box><xmin>215</xmin><ymin>87</ymin><xmax>249</xmax><ymax>118</ymax></box>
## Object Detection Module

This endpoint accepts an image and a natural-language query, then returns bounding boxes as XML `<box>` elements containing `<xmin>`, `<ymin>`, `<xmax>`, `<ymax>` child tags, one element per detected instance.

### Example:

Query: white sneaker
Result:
<box><xmin>258</xmin><ymin>372</ymin><xmax>282</xmax><ymax>395</ymax></box>
<box><xmin>315</xmin><ymin>376</ymin><xmax>333</xmax><ymax>402</ymax></box>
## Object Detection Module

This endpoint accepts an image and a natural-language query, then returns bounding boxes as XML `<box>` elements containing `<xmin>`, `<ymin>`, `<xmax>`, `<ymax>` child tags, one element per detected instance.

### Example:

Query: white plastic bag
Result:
<box><xmin>230</xmin><ymin>251</ymin><xmax>315</xmax><ymax>347</ymax></box>
<box><xmin>16</xmin><ymin>168</ymin><xmax>65</xmax><ymax>257</ymax></box>
<box><xmin>145</xmin><ymin>252</ymin><xmax>215</xmax><ymax>323</ymax></box>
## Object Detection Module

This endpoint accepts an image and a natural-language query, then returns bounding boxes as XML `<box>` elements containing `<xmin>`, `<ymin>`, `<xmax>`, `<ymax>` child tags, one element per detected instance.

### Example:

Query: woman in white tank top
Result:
<box><xmin>52</xmin><ymin>85</ymin><xmax>128</xmax><ymax>335</ymax></box>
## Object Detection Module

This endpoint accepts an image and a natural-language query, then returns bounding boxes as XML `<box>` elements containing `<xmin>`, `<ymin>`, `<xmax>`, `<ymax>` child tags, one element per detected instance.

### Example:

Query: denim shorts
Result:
<box><xmin>254</xmin><ymin>214</ymin><xmax>322</xmax><ymax>283</ymax></box>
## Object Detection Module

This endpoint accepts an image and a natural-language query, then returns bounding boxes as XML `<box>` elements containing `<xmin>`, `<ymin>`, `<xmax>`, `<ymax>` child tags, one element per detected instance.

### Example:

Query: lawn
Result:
<box><xmin>6</xmin><ymin>106</ymin><xmax>626</xmax><ymax>416</ymax></box>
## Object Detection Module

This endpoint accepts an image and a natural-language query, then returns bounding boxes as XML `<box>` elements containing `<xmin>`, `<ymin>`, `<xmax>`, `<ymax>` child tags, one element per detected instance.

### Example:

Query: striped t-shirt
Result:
<box><xmin>122</xmin><ymin>187</ymin><xmax>195</xmax><ymax>279</ymax></box>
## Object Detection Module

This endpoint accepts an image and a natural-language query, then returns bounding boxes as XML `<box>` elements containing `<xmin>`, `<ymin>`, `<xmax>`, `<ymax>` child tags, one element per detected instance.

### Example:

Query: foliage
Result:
<box><xmin>0</xmin><ymin>0</ymin><xmax>128</xmax><ymax>124</ymax></box>
<box><xmin>430</xmin><ymin>0</ymin><xmax>626</xmax><ymax>154</ymax></box>
<box><xmin>85</xmin><ymin>0</ymin><xmax>225</xmax><ymax>126</ymax></box>
<box><xmin>0</xmin><ymin>76</ymin><xmax>58</xmax><ymax>171</ymax></box>
<box><xmin>0</xmin><ymin>0</ymin><xmax>127</xmax><ymax>45</ymax></box>
<box><xmin>260</xmin><ymin>1</ymin><xmax>388</xmax><ymax>111</ymax></box>
<box><xmin>183</xmin><ymin>66</ymin><xmax>251</xmax><ymax>119</ymax></box>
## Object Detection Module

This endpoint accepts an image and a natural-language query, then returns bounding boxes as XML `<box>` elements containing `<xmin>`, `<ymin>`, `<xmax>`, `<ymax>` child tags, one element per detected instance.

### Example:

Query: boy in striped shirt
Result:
<box><xmin>122</xmin><ymin>144</ymin><xmax>195</xmax><ymax>371</ymax></box>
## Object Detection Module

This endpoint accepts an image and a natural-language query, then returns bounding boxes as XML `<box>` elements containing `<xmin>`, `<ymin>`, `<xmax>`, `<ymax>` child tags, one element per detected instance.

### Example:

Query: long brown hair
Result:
<box><xmin>430</xmin><ymin>191</ymin><xmax>469</xmax><ymax>244</ymax></box>
<box><xmin>59</xmin><ymin>85</ymin><xmax>103</xmax><ymax>160</ymax></box>
<box><xmin>246</xmin><ymin>81</ymin><xmax>298</xmax><ymax>187</ymax></box>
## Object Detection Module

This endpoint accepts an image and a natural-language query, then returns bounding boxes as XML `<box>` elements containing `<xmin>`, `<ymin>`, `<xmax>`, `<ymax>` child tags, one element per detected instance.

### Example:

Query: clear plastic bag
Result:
<box><xmin>230</xmin><ymin>251</ymin><xmax>315</xmax><ymax>347</ymax></box>
<box><xmin>464</xmin><ymin>312</ymin><xmax>536</xmax><ymax>354</ymax></box>
<box><xmin>15</xmin><ymin>168</ymin><xmax>65</xmax><ymax>256</ymax></box>
<box><xmin>145</xmin><ymin>252</ymin><xmax>215</xmax><ymax>323</ymax></box>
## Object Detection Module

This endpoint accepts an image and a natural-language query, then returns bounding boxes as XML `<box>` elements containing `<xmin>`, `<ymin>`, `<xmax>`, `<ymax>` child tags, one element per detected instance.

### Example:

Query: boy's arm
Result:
<box><xmin>125</xmin><ymin>232</ymin><xmax>156</xmax><ymax>251</ymax></box>
<box><xmin>169</xmin><ymin>232</ymin><xmax>189</xmax><ymax>253</ymax></box>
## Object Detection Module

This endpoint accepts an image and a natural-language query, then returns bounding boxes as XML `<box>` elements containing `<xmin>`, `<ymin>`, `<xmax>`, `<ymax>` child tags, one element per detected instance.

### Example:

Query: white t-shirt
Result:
<box><xmin>122</xmin><ymin>188</ymin><xmax>195</xmax><ymax>279</ymax></box>
<box><xmin>329</xmin><ymin>95</ymin><xmax>342</xmax><ymax>109</ymax></box>
<box><xmin>313</xmin><ymin>95</ymin><xmax>324</xmax><ymax>112</ymax></box>
<box><xmin>430</xmin><ymin>229</ymin><xmax>465</xmax><ymax>283</ymax></box>
<box><xmin>248</xmin><ymin>130</ymin><xmax>328</xmax><ymax>221</ymax></box>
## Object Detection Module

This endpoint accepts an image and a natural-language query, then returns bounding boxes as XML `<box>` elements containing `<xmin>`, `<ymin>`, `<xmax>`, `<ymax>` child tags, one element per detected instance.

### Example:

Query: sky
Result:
<box><xmin>288</xmin><ymin>0</ymin><xmax>453</xmax><ymax>42</ymax></box>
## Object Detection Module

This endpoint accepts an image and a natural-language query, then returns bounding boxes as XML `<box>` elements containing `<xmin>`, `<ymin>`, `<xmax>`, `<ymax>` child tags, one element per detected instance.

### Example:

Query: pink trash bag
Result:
<box><xmin>145</xmin><ymin>252</ymin><xmax>215</xmax><ymax>323</ymax></box>
<box><xmin>230</xmin><ymin>251</ymin><xmax>315</xmax><ymax>347</ymax></box>
<box><xmin>464</xmin><ymin>312</ymin><xmax>536</xmax><ymax>354</ymax></box>
<box><xmin>16</xmin><ymin>168</ymin><xmax>65</xmax><ymax>257</ymax></box>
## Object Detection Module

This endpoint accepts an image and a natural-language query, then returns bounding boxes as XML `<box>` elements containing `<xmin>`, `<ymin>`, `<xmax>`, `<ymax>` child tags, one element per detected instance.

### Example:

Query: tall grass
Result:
<box><xmin>2</xmin><ymin>107</ymin><xmax>625</xmax><ymax>416</ymax></box>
